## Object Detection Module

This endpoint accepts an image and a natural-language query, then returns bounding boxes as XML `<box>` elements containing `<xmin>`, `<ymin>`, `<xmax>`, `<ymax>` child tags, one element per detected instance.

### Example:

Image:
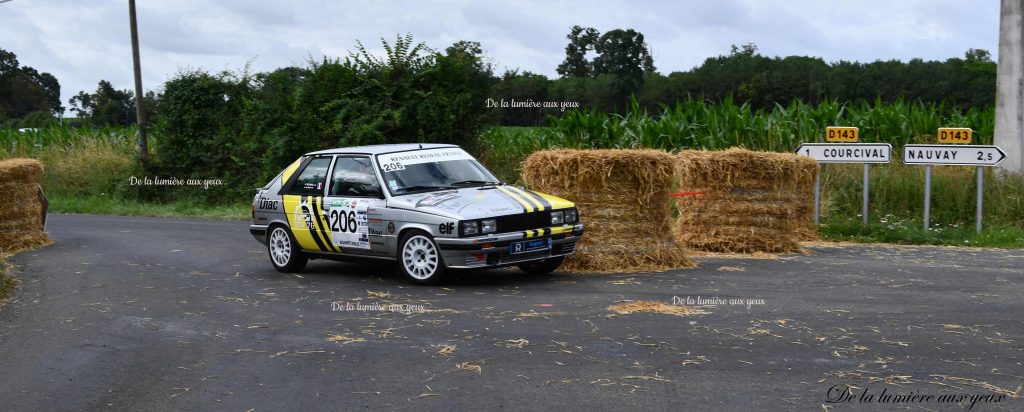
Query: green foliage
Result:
<box><xmin>152</xmin><ymin>70</ymin><xmax>252</xmax><ymax>202</ymax></box>
<box><xmin>554</xmin><ymin>26</ymin><xmax>655</xmax><ymax>110</ymax></box>
<box><xmin>69</xmin><ymin>80</ymin><xmax>137</xmax><ymax>127</ymax></box>
<box><xmin>152</xmin><ymin>34</ymin><xmax>495</xmax><ymax>201</ymax></box>
<box><xmin>556</xmin><ymin>26</ymin><xmax>599</xmax><ymax>78</ymax></box>
<box><xmin>519</xmin><ymin>97</ymin><xmax>993</xmax><ymax>153</ymax></box>
<box><xmin>0</xmin><ymin>48</ymin><xmax>62</xmax><ymax>122</ymax></box>
<box><xmin>523</xmin><ymin>43</ymin><xmax>997</xmax><ymax>119</ymax></box>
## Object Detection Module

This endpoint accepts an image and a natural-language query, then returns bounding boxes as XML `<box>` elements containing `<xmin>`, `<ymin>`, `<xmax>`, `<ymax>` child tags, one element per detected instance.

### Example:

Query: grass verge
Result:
<box><xmin>48</xmin><ymin>193</ymin><xmax>250</xmax><ymax>220</ymax></box>
<box><xmin>819</xmin><ymin>217</ymin><xmax>1024</xmax><ymax>248</ymax></box>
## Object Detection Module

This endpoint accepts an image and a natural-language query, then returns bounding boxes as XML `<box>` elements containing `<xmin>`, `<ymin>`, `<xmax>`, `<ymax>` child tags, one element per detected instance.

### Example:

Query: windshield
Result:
<box><xmin>376</xmin><ymin>148</ymin><xmax>499</xmax><ymax>195</ymax></box>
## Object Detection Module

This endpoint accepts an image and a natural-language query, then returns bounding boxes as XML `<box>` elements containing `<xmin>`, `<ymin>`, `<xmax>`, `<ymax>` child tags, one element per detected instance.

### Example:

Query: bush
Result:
<box><xmin>153</xmin><ymin>35</ymin><xmax>495</xmax><ymax>200</ymax></box>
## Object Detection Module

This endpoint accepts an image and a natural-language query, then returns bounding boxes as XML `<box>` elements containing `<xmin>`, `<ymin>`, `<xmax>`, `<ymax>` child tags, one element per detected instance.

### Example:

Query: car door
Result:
<box><xmin>322</xmin><ymin>156</ymin><xmax>389</xmax><ymax>256</ymax></box>
<box><xmin>280</xmin><ymin>156</ymin><xmax>335</xmax><ymax>253</ymax></box>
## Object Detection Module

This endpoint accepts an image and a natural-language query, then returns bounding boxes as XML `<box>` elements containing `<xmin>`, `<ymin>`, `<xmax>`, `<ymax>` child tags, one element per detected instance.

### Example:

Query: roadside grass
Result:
<box><xmin>47</xmin><ymin>192</ymin><xmax>250</xmax><ymax>220</ymax></box>
<box><xmin>819</xmin><ymin>217</ymin><xmax>1024</xmax><ymax>248</ymax></box>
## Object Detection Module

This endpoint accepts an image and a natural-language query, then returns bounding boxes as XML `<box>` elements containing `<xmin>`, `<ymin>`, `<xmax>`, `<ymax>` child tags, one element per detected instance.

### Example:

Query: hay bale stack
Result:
<box><xmin>792</xmin><ymin>156</ymin><xmax>820</xmax><ymax>240</ymax></box>
<box><xmin>0</xmin><ymin>158</ymin><xmax>50</xmax><ymax>254</ymax></box>
<box><xmin>676</xmin><ymin>149</ymin><xmax>817</xmax><ymax>253</ymax></box>
<box><xmin>523</xmin><ymin>149</ymin><xmax>693</xmax><ymax>272</ymax></box>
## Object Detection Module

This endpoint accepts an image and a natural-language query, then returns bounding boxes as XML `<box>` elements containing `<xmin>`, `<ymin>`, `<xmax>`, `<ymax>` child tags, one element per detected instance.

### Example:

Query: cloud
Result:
<box><xmin>0</xmin><ymin>0</ymin><xmax>1001</xmax><ymax>108</ymax></box>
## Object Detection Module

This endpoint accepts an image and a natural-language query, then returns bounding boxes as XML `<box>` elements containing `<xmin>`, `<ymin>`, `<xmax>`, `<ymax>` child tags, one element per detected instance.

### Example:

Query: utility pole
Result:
<box><xmin>129</xmin><ymin>0</ymin><xmax>148</xmax><ymax>162</ymax></box>
<box><xmin>996</xmin><ymin>0</ymin><xmax>1024</xmax><ymax>174</ymax></box>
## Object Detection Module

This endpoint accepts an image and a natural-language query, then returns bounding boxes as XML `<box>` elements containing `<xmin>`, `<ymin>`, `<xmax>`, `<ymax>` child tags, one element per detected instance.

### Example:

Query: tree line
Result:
<box><xmin>494</xmin><ymin>26</ymin><xmax>996</xmax><ymax>125</ymax></box>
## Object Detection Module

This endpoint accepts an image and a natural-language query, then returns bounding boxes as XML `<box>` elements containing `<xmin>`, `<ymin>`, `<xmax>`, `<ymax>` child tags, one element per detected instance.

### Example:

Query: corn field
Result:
<box><xmin>485</xmin><ymin>97</ymin><xmax>995</xmax><ymax>154</ymax></box>
<box><xmin>0</xmin><ymin>126</ymin><xmax>136</xmax><ymax>158</ymax></box>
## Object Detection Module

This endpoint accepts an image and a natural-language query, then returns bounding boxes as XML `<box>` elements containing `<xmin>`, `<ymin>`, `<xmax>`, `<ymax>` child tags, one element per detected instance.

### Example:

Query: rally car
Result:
<box><xmin>249</xmin><ymin>144</ymin><xmax>584</xmax><ymax>284</ymax></box>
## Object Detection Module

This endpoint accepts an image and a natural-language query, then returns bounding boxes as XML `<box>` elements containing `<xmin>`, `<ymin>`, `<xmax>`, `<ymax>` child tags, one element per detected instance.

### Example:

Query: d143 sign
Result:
<box><xmin>826</xmin><ymin>126</ymin><xmax>859</xmax><ymax>142</ymax></box>
<box><xmin>937</xmin><ymin>127</ymin><xmax>972</xmax><ymax>144</ymax></box>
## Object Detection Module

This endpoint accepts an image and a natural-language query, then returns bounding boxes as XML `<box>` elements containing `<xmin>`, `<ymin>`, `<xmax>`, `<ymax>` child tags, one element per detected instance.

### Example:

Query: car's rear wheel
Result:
<box><xmin>398</xmin><ymin>230</ymin><xmax>446</xmax><ymax>285</ymax></box>
<box><xmin>518</xmin><ymin>256</ymin><xmax>565</xmax><ymax>276</ymax></box>
<box><xmin>268</xmin><ymin>225</ymin><xmax>308</xmax><ymax>273</ymax></box>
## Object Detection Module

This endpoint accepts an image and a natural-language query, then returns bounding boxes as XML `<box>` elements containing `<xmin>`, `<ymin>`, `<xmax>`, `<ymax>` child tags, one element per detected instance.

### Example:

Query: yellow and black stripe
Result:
<box><xmin>506</xmin><ymin>186</ymin><xmax>550</xmax><ymax>212</ymax></box>
<box><xmin>496</xmin><ymin>185</ymin><xmax>576</xmax><ymax>213</ymax></box>
<box><xmin>522</xmin><ymin>225</ymin><xmax>574</xmax><ymax>238</ymax></box>
<box><xmin>283</xmin><ymin>195</ymin><xmax>338</xmax><ymax>253</ymax></box>
<box><xmin>495</xmin><ymin>185</ymin><xmax>534</xmax><ymax>212</ymax></box>
<box><xmin>311</xmin><ymin>196</ymin><xmax>340</xmax><ymax>253</ymax></box>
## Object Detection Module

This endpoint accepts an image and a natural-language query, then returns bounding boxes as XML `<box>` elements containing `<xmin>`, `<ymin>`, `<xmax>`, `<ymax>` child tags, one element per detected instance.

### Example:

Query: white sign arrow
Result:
<box><xmin>902</xmin><ymin>145</ymin><xmax>1006</xmax><ymax>166</ymax></box>
<box><xmin>795</xmin><ymin>143</ymin><xmax>892</xmax><ymax>163</ymax></box>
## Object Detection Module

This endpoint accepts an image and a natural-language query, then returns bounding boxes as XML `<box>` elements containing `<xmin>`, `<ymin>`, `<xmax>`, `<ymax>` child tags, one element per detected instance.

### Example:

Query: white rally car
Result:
<box><xmin>249</xmin><ymin>144</ymin><xmax>584</xmax><ymax>284</ymax></box>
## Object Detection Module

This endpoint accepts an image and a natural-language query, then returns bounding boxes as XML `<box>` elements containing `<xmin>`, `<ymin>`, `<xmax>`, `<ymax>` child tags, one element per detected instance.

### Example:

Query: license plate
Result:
<box><xmin>510</xmin><ymin>238</ymin><xmax>551</xmax><ymax>255</ymax></box>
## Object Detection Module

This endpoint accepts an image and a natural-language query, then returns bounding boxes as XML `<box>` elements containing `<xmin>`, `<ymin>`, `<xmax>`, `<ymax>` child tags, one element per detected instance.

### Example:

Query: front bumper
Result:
<box><xmin>434</xmin><ymin>223</ymin><xmax>584</xmax><ymax>269</ymax></box>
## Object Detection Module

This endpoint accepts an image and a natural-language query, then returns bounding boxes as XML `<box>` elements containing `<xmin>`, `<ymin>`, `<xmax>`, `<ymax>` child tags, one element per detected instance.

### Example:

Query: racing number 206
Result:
<box><xmin>329</xmin><ymin>210</ymin><xmax>358</xmax><ymax>233</ymax></box>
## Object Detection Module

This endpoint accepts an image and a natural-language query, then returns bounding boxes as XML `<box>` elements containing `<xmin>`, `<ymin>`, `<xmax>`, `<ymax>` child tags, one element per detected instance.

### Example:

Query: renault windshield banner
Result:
<box><xmin>377</xmin><ymin>148</ymin><xmax>474</xmax><ymax>171</ymax></box>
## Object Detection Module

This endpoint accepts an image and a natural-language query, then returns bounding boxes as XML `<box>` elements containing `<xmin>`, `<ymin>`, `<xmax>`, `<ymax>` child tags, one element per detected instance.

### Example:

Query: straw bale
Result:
<box><xmin>0</xmin><ymin>158</ymin><xmax>50</xmax><ymax>253</ymax></box>
<box><xmin>0</xmin><ymin>158</ymin><xmax>43</xmax><ymax>182</ymax></box>
<box><xmin>523</xmin><ymin>149</ymin><xmax>693</xmax><ymax>272</ymax></box>
<box><xmin>677</xmin><ymin>149</ymin><xmax>816</xmax><ymax>253</ymax></box>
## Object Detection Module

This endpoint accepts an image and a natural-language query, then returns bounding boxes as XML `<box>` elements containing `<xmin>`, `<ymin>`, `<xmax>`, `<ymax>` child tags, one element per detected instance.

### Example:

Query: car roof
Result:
<box><xmin>305</xmin><ymin>143</ymin><xmax>459</xmax><ymax>156</ymax></box>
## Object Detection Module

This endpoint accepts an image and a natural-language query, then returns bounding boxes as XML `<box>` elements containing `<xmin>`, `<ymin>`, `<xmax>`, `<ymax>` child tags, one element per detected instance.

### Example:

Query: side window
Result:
<box><xmin>329</xmin><ymin>157</ymin><xmax>382</xmax><ymax>197</ymax></box>
<box><xmin>287</xmin><ymin>157</ymin><xmax>332</xmax><ymax>196</ymax></box>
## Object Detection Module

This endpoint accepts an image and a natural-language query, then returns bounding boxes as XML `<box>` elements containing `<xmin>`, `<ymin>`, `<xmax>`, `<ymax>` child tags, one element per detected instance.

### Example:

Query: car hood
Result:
<box><xmin>388</xmin><ymin>186</ymin><xmax>574</xmax><ymax>220</ymax></box>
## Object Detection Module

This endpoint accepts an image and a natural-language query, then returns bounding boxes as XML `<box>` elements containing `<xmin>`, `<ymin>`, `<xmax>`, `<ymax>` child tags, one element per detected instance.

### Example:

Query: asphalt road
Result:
<box><xmin>1</xmin><ymin>214</ymin><xmax>1022</xmax><ymax>411</ymax></box>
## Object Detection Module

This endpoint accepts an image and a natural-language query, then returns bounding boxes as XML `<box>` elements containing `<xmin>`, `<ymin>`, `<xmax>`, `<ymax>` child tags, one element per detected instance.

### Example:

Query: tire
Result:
<box><xmin>518</xmin><ymin>256</ymin><xmax>565</xmax><ymax>276</ymax></box>
<box><xmin>267</xmin><ymin>225</ymin><xmax>308</xmax><ymax>273</ymax></box>
<box><xmin>397</xmin><ymin>230</ymin><xmax>446</xmax><ymax>285</ymax></box>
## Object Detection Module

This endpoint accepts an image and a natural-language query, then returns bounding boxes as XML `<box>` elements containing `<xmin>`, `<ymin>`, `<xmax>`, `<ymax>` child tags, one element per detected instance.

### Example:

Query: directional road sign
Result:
<box><xmin>796</xmin><ymin>143</ymin><xmax>892</xmax><ymax>163</ymax></box>
<box><xmin>902</xmin><ymin>144</ymin><xmax>1006</xmax><ymax>166</ymax></box>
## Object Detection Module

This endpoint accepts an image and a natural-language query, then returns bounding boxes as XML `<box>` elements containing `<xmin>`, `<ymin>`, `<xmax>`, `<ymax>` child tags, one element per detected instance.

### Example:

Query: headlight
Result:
<box><xmin>565</xmin><ymin>208</ymin><xmax>578</xmax><ymax>223</ymax></box>
<box><xmin>461</xmin><ymin>221</ymin><xmax>479</xmax><ymax>236</ymax></box>
<box><xmin>550</xmin><ymin>210</ymin><xmax>564</xmax><ymax>225</ymax></box>
<box><xmin>481</xmin><ymin>219</ymin><xmax>496</xmax><ymax>233</ymax></box>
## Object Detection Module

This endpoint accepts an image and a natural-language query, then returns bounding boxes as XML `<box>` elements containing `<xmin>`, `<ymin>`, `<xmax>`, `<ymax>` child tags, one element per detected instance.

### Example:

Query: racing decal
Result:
<box><xmin>326</xmin><ymin>198</ymin><xmax>370</xmax><ymax>249</ymax></box>
<box><xmin>533</xmin><ymin>191</ymin><xmax>575</xmax><ymax>210</ymax></box>
<box><xmin>522</xmin><ymin>226</ymin><xmax>572</xmax><ymax>238</ymax></box>
<box><xmin>507</xmin><ymin>186</ymin><xmax>551</xmax><ymax>212</ymax></box>
<box><xmin>280</xmin><ymin>158</ymin><xmax>303</xmax><ymax>185</ymax></box>
<box><xmin>367</xmin><ymin>211</ymin><xmax>385</xmax><ymax>237</ymax></box>
<box><xmin>387</xmin><ymin>222</ymin><xmax>396</xmax><ymax>234</ymax></box>
<box><xmin>416</xmin><ymin>193</ymin><xmax>460</xmax><ymax>208</ymax></box>
<box><xmin>312</xmin><ymin>197</ymin><xmax>341</xmax><ymax>253</ymax></box>
<box><xmin>377</xmin><ymin>148</ymin><xmax>475</xmax><ymax>172</ymax></box>
<box><xmin>439</xmin><ymin>221</ymin><xmax>455</xmax><ymax>235</ymax></box>
<box><xmin>495</xmin><ymin>185</ymin><xmax>533</xmax><ymax>213</ymax></box>
<box><xmin>256</xmin><ymin>196</ymin><xmax>279</xmax><ymax>211</ymax></box>
<box><xmin>283</xmin><ymin>195</ymin><xmax>330</xmax><ymax>252</ymax></box>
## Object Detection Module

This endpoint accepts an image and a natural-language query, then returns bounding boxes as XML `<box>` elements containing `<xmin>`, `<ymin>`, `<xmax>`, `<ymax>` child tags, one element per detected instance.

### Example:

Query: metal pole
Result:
<box><xmin>976</xmin><ymin>166</ymin><xmax>984</xmax><ymax>234</ymax></box>
<box><xmin>923</xmin><ymin>165</ymin><xmax>932</xmax><ymax>231</ymax></box>
<box><xmin>813</xmin><ymin>164</ymin><xmax>821</xmax><ymax>225</ymax></box>
<box><xmin>129</xmin><ymin>0</ymin><xmax>148</xmax><ymax>161</ymax></box>
<box><xmin>862</xmin><ymin>163</ymin><xmax>870</xmax><ymax>226</ymax></box>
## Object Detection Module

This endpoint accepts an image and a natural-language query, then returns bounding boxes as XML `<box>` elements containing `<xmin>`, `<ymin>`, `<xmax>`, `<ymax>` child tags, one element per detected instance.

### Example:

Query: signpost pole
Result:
<box><xmin>976</xmin><ymin>166</ymin><xmax>984</xmax><ymax>234</ymax></box>
<box><xmin>813</xmin><ymin>165</ymin><xmax>821</xmax><ymax>225</ymax></box>
<box><xmin>862</xmin><ymin>164</ymin><xmax>870</xmax><ymax>226</ymax></box>
<box><xmin>923</xmin><ymin>165</ymin><xmax>932</xmax><ymax>231</ymax></box>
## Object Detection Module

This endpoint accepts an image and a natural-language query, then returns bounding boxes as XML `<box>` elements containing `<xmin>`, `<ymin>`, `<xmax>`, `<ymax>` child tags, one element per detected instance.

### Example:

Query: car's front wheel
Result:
<box><xmin>268</xmin><ymin>225</ymin><xmax>308</xmax><ymax>273</ymax></box>
<box><xmin>518</xmin><ymin>256</ymin><xmax>565</xmax><ymax>276</ymax></box>
<box><xmin>398</xmin><ymin>230</ymin><xmax>446</xmax><ymax>285</ymax></box>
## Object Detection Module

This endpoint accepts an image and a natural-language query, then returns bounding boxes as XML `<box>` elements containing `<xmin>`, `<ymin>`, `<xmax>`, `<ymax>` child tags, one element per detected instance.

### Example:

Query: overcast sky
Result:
<box><xmin>0</xmin><ymin>0</ymin><xmax>1001</xmax><ymax>108</ymax></box>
